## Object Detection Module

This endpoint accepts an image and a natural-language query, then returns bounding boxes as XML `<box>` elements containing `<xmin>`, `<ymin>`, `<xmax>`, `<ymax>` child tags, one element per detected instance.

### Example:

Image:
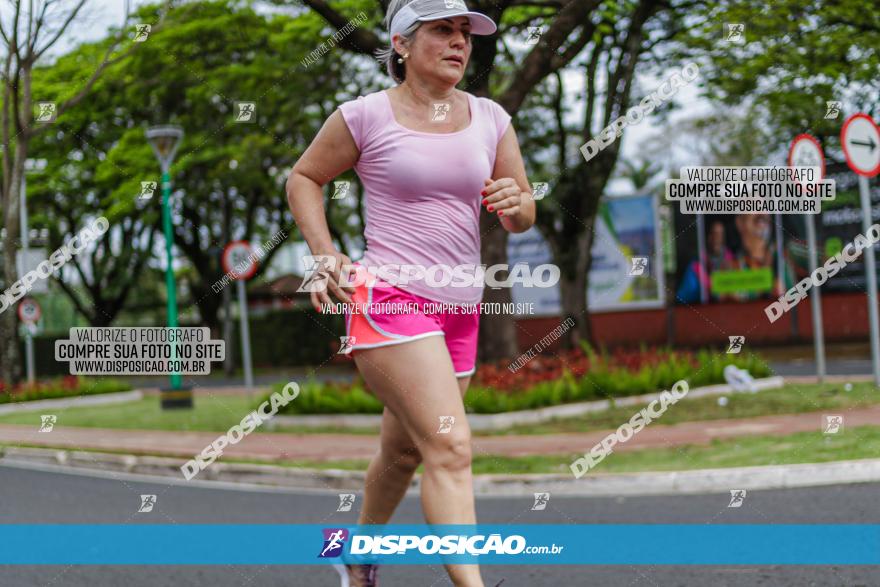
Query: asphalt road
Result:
<box><xmin>1</xmin><ymin>463</ymin><xmax>879</xmax><ymax>586</ymax></box>
<box><xmin>769</xmin><ymin>358</ymin><xmax>876</xmax><ymax>378</ymax></box>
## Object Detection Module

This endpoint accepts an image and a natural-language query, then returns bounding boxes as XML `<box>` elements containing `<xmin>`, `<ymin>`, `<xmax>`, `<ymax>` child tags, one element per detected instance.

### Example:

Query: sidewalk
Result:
<box><xmin>2</xmin><ymin>404</ymin><xmax>878</xmax><ymax>462</ymax></box>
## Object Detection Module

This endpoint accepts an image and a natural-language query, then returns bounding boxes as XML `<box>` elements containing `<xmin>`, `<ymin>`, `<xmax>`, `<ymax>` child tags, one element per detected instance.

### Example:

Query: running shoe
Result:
<box><xmin>332</xmin><ymin>562</ymin><xmax>379</xmax><ymax>586</ymax></box>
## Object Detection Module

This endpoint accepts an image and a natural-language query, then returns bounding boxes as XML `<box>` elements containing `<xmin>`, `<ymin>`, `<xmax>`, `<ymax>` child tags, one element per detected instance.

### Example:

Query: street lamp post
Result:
<box><xmin>20</xmin><ymin>158</ymin><xmax>48</xmax><ymax>385</ymax></box>
<box><xmin>146</xmin><ymin>125</ymin><xmax>192</xmax><ymax>409</ymax></box>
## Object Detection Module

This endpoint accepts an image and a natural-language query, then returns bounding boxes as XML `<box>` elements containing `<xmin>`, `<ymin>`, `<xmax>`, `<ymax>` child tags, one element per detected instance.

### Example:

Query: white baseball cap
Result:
<box><xmin>389</xmin><ymin>0</ymin><xmax>498</xmax><ymax>39</ymax></box>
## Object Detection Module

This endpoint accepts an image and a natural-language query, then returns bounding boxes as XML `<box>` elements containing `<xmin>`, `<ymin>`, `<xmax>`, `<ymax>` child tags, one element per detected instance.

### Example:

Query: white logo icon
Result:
<box><xmin>724</xmin><ymin>23</ymin><xmax>745</xmax><ymax>43</ymax></box>
<box><xmin>36</xmin><ymin>102</ymin><xmax>57</xmax><ymax>122</ymax></box>
<box><xmin>531</xmin><ymin>492</ymin><xmax>550</xmax><ymax>510</ymax></box>
<box><xmin>337</xmin><ymin>493</ymin><xmax>356</xmax><ymax>512</ymax></box>
<box><xmin>630</xmin><ymin>257</ymin><xmax>648</xmax><ymax>276</ymax></box>
<box><xmin>437</xmin><ymin>416</ymin><xmax>455</xmax><ymax>434</ymax></box>
<box><xmin>235</xmin><ymin>102</ymin><xmax>256</xmax><ymax>122</ymax></box>
<box><xmin>338</xmin><ymin>336</ymin><xmax>356</xmax><ymax>355</ymax></box>
<box><xmin>138</xmin><ymin>494</ymin><xmax>157</xmax><ymax>513</ymax></box>
<box><xmin>728</xmin><ymin>489</ymin><xmax>746</xmax><ymax>508</ymax></box>
<box><xmin>726</xmin><ymin>336</ymin><xmax>745</xmax><ymax>354</ymax></box>
<box><xmin>297</xmin><ymin>255</ymin><xmax>338</xmax><ymax>293</ymax></box>
<box><xmin>530</xmin><ymin>182</ymin><xmax>549</xmax><ymax>201</ymax></box>
<box><xmin>823</xmin><ymin>415</ymin><xmax>843</xmax><ymax>434</ymax></box>
<box><xmin>824</xmin><ymin>101</ymin><xmax>841</xmax><ymax>120</ymax></box>
<box><xmin>444</xmin><ymin>0</ymin><xmax>467</xmax><ymax>9</ymax></box>
<box><xmin>332</xmin><ymin>181</ymin><xmax>350</xmax><ymax>200</ymax></box>
<box><xmin>39</xmin><ymin>415</ymin><xmax>57</xmax><ymax>432</ymax></box>
<box><xmin>431</xmin><ymin>103</ymin><xmax>451</xmax><ymax>122</ymax></box>
<box><xmin>134</xmin><ymin>24</ymin><xmax>151</xmax><ymax>42</ymax></box>
<box><xmin>138</xmin><ymin>181</ymin><xmax>157</xmax><ymax>200</ymax></box>
<box><xmin>526</xmin><ymin>27</ymin><xmax>543</xmax><ymax>45</ymax></box>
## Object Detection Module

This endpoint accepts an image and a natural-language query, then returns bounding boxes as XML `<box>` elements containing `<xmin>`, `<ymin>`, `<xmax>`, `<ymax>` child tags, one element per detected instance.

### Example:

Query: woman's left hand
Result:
<box><xmin>481</xmin><ymin>177</ymin><xmax>524</xmax><ymax>218</ymax></box>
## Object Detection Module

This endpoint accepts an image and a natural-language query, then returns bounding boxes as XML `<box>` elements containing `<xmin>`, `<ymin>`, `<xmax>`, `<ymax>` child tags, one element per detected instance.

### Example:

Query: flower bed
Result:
<box><xmin>0</xmin><ymin>376</ymin><xmax>132</xmax><ymax>404</ymax></box>
<box><xmin>270</xmin><ymin>345</ymin><xmax>772</xmax><ymax>415</ymax></box>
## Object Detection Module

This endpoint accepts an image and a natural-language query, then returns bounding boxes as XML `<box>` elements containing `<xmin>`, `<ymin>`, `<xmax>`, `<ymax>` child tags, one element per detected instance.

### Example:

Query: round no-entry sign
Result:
<box><xmin>788</xmin><ymin>134</ymin><xmax>825</xmax><ymax>179</ymax></box>
<box><xmin>222</xmin><ymin>241</ymin><xmax>258</xmax><ymax>280</ymax></box>
<box><xmin>18</xmin><ymin>297</ymin><xmax>41</xmax><ymax>324</ymax></box>
<box><xmin>841</xmin><ymin>113</ymin><xmax>880</xmax><ymax>177</ymax></box>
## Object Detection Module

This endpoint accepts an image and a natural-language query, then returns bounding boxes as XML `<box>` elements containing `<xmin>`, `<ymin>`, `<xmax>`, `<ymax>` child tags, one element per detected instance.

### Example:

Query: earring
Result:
<box><xmin>396</xmin><ymin>53</ymin><xmax>409</xmax><ymax>64</ymax></box>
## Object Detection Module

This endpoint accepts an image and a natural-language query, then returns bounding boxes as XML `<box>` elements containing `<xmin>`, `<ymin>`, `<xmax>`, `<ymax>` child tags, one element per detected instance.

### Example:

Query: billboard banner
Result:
<box><xmin>507</xmin><ymin>194</ymin><xmax>664</xmax><ymax>315</ymax></box>
<box><xmin>672</xmin><ymin>172</ymin><xmax>879</xmax><ymax>304</ymax></box>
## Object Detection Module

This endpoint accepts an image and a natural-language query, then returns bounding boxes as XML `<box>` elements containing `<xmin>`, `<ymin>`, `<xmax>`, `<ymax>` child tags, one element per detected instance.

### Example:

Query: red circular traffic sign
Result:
<box><xmin>841</xmin><ymin>113</ymin><xmax>880</xmax><ymax>177</ymax></box>
<box><xmin>222</xmin><ymin>241</ymin><xmax>258</xmax><ymax>280</ymax></box>
<box><xmin>787</xmin><ymin>134</ymin><xmax>825</xmax><ymax>179</ymax></box>
<box><xmin>17</xmin><ymin>298</ymin><xmax>41</xmax><ymax>324</ymax></box>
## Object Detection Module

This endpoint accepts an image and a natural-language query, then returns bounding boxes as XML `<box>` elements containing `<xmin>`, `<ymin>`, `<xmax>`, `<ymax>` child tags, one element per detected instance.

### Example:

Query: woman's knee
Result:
<box><xmin>421</xmin><ymin>430</ymin><xmax>472</xmax><ymax>471</ymax></box>
<box><xmin>382</xmin><ymin>440</ymin><xmax>423</xmax><ymax>472</ymax></box>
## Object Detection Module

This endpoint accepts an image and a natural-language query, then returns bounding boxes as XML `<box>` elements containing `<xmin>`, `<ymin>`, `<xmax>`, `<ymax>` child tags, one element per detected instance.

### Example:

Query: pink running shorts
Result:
<box><xmin>341</xmin><ymin>264</ymin><xmax>480</xmax><ymax>378</ymax></box>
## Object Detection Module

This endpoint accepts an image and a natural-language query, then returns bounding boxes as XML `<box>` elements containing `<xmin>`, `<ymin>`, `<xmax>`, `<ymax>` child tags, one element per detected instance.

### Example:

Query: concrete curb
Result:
<box><xmin>0</xmin><ymin>390</ymin><xmax>143</xmax><ymax>415</ymax></box>
<box><xmin>2</xmin><ymin>444</ymin><xmax>876</xmax><ymax>496</ymax></box>
<box><xmin>267</xmin><ymin>377</ymin><xmax>786</xmax><ymax>432</ymax></box>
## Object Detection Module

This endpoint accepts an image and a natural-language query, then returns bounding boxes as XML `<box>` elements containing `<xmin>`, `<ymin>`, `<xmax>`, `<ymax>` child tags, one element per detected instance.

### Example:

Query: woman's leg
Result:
<box><xmin>353</xmin><ymin>337</ymin><xmax>484</xmax><ymax>587</ymax></box>
<box><xmin>357</xmin><ymin>376</ymin><xmax>473</xmax><ymax>526</ymax></box>
<box><xmin>356</xmin><ymin>405</ymin><xmax>423</xmax><ymax>525</ymax></box>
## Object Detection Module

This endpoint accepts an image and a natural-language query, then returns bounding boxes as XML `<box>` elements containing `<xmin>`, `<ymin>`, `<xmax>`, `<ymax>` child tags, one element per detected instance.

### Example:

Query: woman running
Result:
<box><xmin>287</xmin><ymin>0</ymin><xmax>535</xmax><ymax>584</ymax></box>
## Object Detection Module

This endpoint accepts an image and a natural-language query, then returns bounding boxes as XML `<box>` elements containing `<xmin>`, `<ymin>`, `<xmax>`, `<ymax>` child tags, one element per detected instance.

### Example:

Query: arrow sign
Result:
<box><xmin>841</xmin><ymin>113</ymin><xmax>880</xmax><ymax>177</ymax></box>
<box><xmin>850</xmin><ymin>136</ymin><xmax>877</xmax><ymax>151</ymax></box>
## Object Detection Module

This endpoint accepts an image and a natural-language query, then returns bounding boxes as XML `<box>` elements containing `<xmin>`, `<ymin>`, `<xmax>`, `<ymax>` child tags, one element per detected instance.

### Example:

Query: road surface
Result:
<box><xmin>1</xmin><ymin>463</ymin><xmax>878</xmax><ymax>586</ymax></box>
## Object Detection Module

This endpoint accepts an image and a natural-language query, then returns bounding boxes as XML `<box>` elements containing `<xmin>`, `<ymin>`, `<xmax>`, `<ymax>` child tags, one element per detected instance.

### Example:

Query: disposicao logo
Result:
<box><xmin>319</xmin><ymin>528</ymin><xmax>349</xmax><ymax>558</ymax></box>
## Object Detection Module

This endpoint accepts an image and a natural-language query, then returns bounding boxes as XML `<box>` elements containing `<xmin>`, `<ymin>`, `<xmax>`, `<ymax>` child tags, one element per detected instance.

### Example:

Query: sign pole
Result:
<box><xmin>788</xmin><ymin>134</ymin><xmax>827</xmax><ymax>382</ymax></box>
<box><xmin>804</xmin><ymin>213</ymin><xmax>826</xmax><ymax>381</ymax></box>
<box><xmin>236</xmin><ymin>278</ymin><xmax>254</xmax><ymax>392</ymax></box>
<box><xmin>841</xmin><ymin>114</ymin><xmax>880</xmax><ymax>387</ymax></box>
<box><xmin>222</xmin><ymin>241</ymin><xmax>258</xmax><ymax>397</ymax></box>
<box><xmin>858</xmin><ymin>175</ymin><xmax>880</xmax><ymax>386</ymax></box>
<box><xmin>17</xmin><ymin>299</ymin><xmax>41</xmax><ymax>386</ymax></box>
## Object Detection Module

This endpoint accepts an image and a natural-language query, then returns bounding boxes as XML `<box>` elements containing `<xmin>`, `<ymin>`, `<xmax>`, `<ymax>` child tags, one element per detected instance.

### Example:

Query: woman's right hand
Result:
<box><xmin>308</xmin><ymin>249</ymin><xmax>355</xmax><ymax>312</ymax></box>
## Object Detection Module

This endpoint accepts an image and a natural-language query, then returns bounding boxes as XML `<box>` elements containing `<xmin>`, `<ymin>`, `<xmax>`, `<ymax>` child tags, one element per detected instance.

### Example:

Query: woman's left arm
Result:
<box><xmin>481</xmin><ymin>124</ymin><xmax>536</xmax><ymax>233</ymax></box>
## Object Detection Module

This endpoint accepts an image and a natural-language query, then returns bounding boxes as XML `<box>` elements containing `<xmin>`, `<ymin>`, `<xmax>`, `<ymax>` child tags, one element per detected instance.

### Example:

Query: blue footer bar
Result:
<box><xmin>2</xmin><ymin>524</ymin><xmax>879</xmax><ymax>565</ymax></box>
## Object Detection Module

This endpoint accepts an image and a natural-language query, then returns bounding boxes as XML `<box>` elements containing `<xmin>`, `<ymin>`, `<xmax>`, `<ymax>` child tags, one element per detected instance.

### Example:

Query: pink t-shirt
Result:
<box><xmin>338</xmin><ymin>89</ymin><xmax>512</xmax><ymax>305</ymax></box>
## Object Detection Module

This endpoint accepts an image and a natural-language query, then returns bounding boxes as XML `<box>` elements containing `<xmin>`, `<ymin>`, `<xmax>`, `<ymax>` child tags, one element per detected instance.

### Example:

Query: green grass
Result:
<box><xmin>0</xmin><ymin>395</ymin><xmax>380</xmax><ymax>435</ymax></box>
<box><xmin>6</xmin><ymin>425</ymin><xmax>879</xmax><ymax>475</ymax></box>
<box><xmin>485</xmin><ymin>381</ymin><xmax>879</xmax><ymax>436</ymax></box>
<box><xmin>0</xmin><ymin>382</ymin><xmax>875</xmax><ymax>439</ymax></box>
<box><xmin>0</xmin><ymin>377</ymin><xmax>131</xmax><ymax>404</ymax></box>
<box><xmin>467</xmin><ymin>425</ymin><xmax>880</xmax><ymax>475</ymax></box>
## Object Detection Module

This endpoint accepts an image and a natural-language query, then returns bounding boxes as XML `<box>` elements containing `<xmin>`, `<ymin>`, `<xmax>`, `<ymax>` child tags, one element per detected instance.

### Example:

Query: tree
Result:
<box><xmin>26</xmin><ymin>38</ymin><xmax>162</xmax><ymax>328</ymax></box>
<box><xmin>673</xmin><ymin>0</ymin><xmax>879</xmax><ymax>156</ymax></box>
<box><xmin>0</xmin><ymin>0</ymin><xmax>148</xmax><ymax>384</ymax></box>
<box><xmin>618</xmin><ymin>156</ymin><xmax>663</xmax><ymax>191</ymax></box>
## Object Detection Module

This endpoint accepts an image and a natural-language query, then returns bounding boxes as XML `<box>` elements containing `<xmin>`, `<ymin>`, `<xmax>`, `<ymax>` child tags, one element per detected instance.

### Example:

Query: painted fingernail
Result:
<box><xmin>482</xmin><ymin>198</ymin><xmax>488</xmax><ymax>205</ymax></box>
<box><xmin>481</xmin><ymin>190</ymin><xmax>487</xmax><ymax>196</ymax></box>
<box><xmin>497</xmin><ymin>210</ymin><xmax>503</xmax><ymax>216</ymax></box>
<box><xmin>487</xmin><ymin>205</ymin><xmax>494</xmax><ymax>212</ymax></box>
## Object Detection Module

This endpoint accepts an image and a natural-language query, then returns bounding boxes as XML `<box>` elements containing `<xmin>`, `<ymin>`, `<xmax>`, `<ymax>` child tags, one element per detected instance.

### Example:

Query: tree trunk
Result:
<box><xmin>471</xmin><ymin>36</ymin><xmax>516</xmax><ymax>363</ymax></box>
<box><xmin>1</xmin><ymin>149</ymin><xmax>25</xmax><ymax>386</ymax></box>
<box><xmin>477</xmin><ymin>218</ymin><xmax>518</xmax><ymax>362</ymax></box>
<box><xmin>550</xmin><ymin>160</ymin><xmax>612</xmax><ymax>350</ymax></box>
<box><xmin>557</xmin><ymin>229</ymin><xmax>594</xmax><ymax>349</ymax></box>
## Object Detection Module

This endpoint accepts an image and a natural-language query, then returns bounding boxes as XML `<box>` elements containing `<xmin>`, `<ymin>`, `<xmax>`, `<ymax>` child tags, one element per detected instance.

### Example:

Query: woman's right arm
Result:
<box><xmin>286</xmin><ymin>109</ymin><xmax>360</xmax><ymax>310</ymax></box>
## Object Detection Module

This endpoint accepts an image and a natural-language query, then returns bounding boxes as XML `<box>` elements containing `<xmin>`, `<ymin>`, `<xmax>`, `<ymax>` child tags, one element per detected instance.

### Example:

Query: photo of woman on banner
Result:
<box><xmin>676</xmin><ymin>214</ymin><xmax>794</xmax><ymax>304</ymax></box>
